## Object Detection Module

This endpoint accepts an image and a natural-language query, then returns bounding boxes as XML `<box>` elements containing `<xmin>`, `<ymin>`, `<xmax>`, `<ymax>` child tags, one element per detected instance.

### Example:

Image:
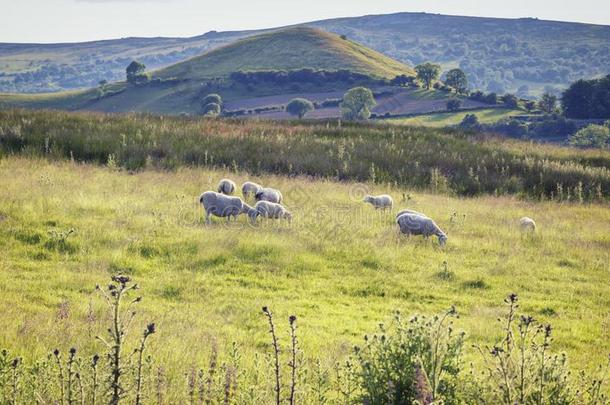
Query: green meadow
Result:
<box><xmin>388</xmin><ymin>108</ymin><xmax>526</xmax><ymax>127</ymax></box>
<box><xmin>1</xmin><ymin>156</ymin><xmax>609</xmax><ymax>392</ymax></box>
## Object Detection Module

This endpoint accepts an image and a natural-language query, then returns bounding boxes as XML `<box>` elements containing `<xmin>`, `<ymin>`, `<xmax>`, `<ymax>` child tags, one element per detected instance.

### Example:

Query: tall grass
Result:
<box><xmin>1</xmin><ymin>109</ymin><xmax>609</xmax><ymax>201</ymax></box>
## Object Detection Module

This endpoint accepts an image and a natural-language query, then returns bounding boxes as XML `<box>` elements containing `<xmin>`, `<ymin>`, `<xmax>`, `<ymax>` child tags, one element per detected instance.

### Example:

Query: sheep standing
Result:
<box><xmin>397</xmin><ymin>213</ymin><xmax>447</xmax><ymax>246</ymax></box>
<box><xmin>199</xmin><ymin>191</ymin><xmax>254</xmax><ymax>224</ymax></box>
<box><xmin>249</xmin><ymin>201</ymin><xmax>292</xmax><ymax>224</ymax></box>
<box><xmin>242</xmin><ymin>181</ymin><xmax>263</xmax><ymax>199</ymax></box>
<box><xmin>217</xmin><ymin>179</ymin><xmax>236</xmax><ymax>195</ymax></box>
<box><xmin>396</xmin><ymin>209</ymin><xmax>427</xmax><ymax>220</ymax></box>
<box><xmin>519</xmin><ymin>217</ymin><xmax>536</xmax><ymax>232</ymax></box>
<box><xmin>255</xmin><ymin>187</ymin><xmax>283</xmax><ymax>204</ymax></box>
<box><xmin>363</xmin><ymin>194</ymin><xmax>393</xmax><ymax>210</ymax></box>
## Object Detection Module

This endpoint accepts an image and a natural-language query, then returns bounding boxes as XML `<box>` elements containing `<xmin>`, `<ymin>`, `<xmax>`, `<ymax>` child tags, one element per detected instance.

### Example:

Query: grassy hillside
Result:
<box><xmin>155</xmin><ymin>27</ymin><xmax>414</xmax><ymax>81</ymax></box>
<box><xmin>0</xmin><ymin>156</ymin><xmax>609</xmax><ymax>401</ymax></box>
<box><xmin>1</xmin><ymin>13</ymin><xmax>608</xmax><ymax>94</ymax></box>
<box><xmin>0</xmin><ymin>28</ymin><xmax>415</xmax><ymax>114</ymax></box>
<box><xmin>388</xmin><ymin>108</ymin><xmax>526</xmax><ymax>127</ymax></box>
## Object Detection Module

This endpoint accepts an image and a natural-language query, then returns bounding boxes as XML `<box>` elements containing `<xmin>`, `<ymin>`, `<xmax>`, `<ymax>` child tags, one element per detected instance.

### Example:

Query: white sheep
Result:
<box><xmin>519</xmin><ymin>217</ymin><xmax>536</xmax><ymax>232</ymax></box>
<box><xmin>241</xmin><ymin>181</ymin><xmax>263</xmax><ymax>198</ymax></box>
<box><xmin>397</xmin><ymin>213</ymin><xmax>447</xmax><ymax>246</ymax></box>
<box><xmin>249</xmin><ymin>200</ymin><xmax>292</xmax><ymax>224</ymax></box>
<box><xmin>363</xmin><ymin>194</ymin><xmax>393</xmax><ymax>210</ymax></box>
<box><xmin>199</xmin><ymin>191</ymin><xmax>254</xmax><ymax>224</ymax></box>
<box><xmin>255</xmin><ymin>187</ymin><xmax>283</xmax><ymax>204</ymax></box>
<box><xmin>217</xmin><ymin>178</ymin><xmax>236</xmax><ymax>195</ymax></box>
<box><xmin>396</xmin><ymin>209</ymin><xmax>427</xmax><ymax>220</ymax></box>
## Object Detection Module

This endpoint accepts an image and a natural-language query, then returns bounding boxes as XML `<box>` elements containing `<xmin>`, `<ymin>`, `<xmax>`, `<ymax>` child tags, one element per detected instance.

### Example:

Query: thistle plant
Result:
<box><xmin>262</xmin><ymin>306</ymin><xmax>281</xmax><ymax>405</ymax></box>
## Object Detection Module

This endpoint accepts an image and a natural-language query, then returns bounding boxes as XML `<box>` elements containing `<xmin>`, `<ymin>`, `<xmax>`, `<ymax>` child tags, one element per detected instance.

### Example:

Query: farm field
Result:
<box><xmin>1</xmin><ymin>155</ymin><xmax>609</xmax><ymax>389</ymax></box>
<box><xmin>388</xmin><ymin>108</ymin><xmax>527</xmax><ymax>127</ymax></box>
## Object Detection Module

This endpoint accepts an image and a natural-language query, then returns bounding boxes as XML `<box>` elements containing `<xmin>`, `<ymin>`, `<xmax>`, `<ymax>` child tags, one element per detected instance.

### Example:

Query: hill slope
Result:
<box><xmin>1</xmin><ymin>12</ymin><xmax>608</xmax><ymax>95</ymax></box>
<box><xmin>154</xmin><ymin>27</ymin><xmax>414</xmax><ymax>80</ymax></box>
<box><xmin>0</xmin><ymin>28</ymin><xmax>414</xmax><ymax>114</ymax></box>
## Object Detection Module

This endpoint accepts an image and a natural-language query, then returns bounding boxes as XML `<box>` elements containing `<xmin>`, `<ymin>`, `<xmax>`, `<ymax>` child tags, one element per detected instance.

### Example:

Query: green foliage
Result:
<box><xmin>286</xmin><ymin>98</ymin><xmax>314</xmax><ymax>119</ymax></box>
<box><xmin>415</xmin><ymin>62</ymin><xmax>441</xmax><ymax>90</ymax></box>
<box><xmin>501</xmin><ymin>93</ymin><xmax>519</xmax><ymax>109</ymax></box>
<box><xmin>355</xmin><ymin>307</ymin><xmax>464</xmax><ymax>403</ymax></box>
<box><xmin>444</xmin><ymin>68</ymin><xmax>468</xmax><ymax>94</ymax></box>
<box><xmin>460</xmin><ymin>113</ymin><xmax>480</xmax><ymax>129</ymax></box>
<box><xmin>446</xmin><ymin>99</ymin><xmax>461</xmax><ymax>111</ymax></box>
<box><xmin>538</xmin><ymin>92</ymin><xmax>558</xmax><ymax>114</ymax></box>
<box><xmin>340</xmin><ymin>87</ymin><xmax>376</xmax><ymax>120</ymax></box>
<box><xmin>126</xmin><ymin>61</ymin><xmax>146</xmax><ymax>84</ymax></box>
<box><xmin>562</xmin><ymin>75</ymin><xmax>610</xmax><ymax>119</ymax></box>
<box><xmin>202</xmin><ymin>93</ymin><xmax>222</xmax><ymax>106</ymax></box>
<box><xmin>202</xmin><ymin>102</ymin><xmax>222</xmax><ymax>117</ymax></box>
<box><xmin>569</xmin><ymin>124</ymin><xmax>610</xmax><ymax>148</ymax></box>
<box><xmin>1</xmin><ymin>109</ymin><xmax>609</xmax><ymax>201</ymax></box>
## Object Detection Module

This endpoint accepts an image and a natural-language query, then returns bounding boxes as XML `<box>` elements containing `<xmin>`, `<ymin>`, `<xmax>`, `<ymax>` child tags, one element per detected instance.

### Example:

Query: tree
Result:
<box><xmin>202</xmin><ymin>102</ymin><xmax>221</xmax><ymax>117</ymax></box>
<box><xmin>569</xmin><ymin>124</ymin><xmax>610</xmax><ymax>148</ymax></box>
<box><xmin>501</xmin><ymin>94</ymin><xmax>519</xmax><ymax>109</ymax></box>
<box><xmin>286</xmin><ymin>98</ymin><xmax>314</xmax><ymax>119</ymax></box>
<box><xmin>444</xmin><ymin>68</ymin><xmax>468</xmax><ymax>94</ymax></box>
<box><xmin>202</xmin><ymin>93</ymin><xmax>222</xmax><ymax>106</ymax></box>
<box><xmin>415</xmin><ymin>63</ymin><xmax>441</xmax><ymax>90</ymax></box>
<box><xmin>459</xmin><ymin>114</ymin><xmax>480</xmax><ymax>129</ymax></box>
<box><xmin>562</xmin><ymin>75</ymin><xmax>610</xmax><ymax>119</ymax></box>
<box><xmin>126</xmin><ymin>61</ymin><xmax>146</xmax><ymax>84</ymax></box>
<box><xmin>538</xmin><ymin>92</ymin><xmax>558</xmax><ymax>114</ymax></box>
<box><xmin>524</xmin><ymin>100</ymin><xmax>536</xmax><ymax>112</ymax></box>
<box><xmin>340</xmin><ymin>87</ymin><xmax>376</xmax><ymax>120</ymax></box>
<box><xmin>391</xmin><ymin>74</ymin><xmax>416</xmax><ymax>87</ymax></box>
<box><xmin>446</xmin><ymin>99</ymin><xmax>461</xmax><ymax>111</ymax></box>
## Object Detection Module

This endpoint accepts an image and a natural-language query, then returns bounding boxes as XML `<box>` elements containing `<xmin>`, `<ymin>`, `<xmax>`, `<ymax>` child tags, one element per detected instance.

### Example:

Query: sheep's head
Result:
<box><xmin>438</xmin><ymin>234</ymin><xmax>448</xmax><ymax>247</ymax></box>
<box><xmin>363</xmin><ymin>195</ymin><xmax>373</xmax><ymax>203</ymax></box>
<box><xmin>284</xmin><ymin>211</ymin><xmax>293</xmax><ymax>223</ymax></box>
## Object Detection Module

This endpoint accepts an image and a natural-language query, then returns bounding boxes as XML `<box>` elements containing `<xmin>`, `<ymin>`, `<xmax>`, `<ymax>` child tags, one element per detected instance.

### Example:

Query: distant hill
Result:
<box><xmin>155</xmin><ymin>27</ymin><xmax>414</xmax><ymax>81</ymax></box>
<box><xmin>0</xmin><ymin>27</ymin><xmax>415</xmax><ymax>115</ymax></box>
<box><xmin>1</xmin><ymin>12</ymin><xmax>608</xmax><ymax>96</ymax></box>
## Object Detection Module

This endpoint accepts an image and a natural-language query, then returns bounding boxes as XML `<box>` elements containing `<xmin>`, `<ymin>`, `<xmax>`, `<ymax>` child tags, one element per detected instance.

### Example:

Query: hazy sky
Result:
<box><xmin>2</xmin><ymin>0</ymin><xmax>609</xmax><ymax>43</ymax></box>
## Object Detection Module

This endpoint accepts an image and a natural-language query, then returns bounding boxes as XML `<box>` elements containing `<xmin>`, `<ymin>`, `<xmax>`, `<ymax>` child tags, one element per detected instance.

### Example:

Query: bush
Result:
<box><xmin>286</xmin><ymin>98</ymin><xmax>314</xmax><ymax>119</ymax></box>
<box><xmin>126</xmin><ymin>61</ymin><xmax>146</xmax><ymax>84</ymax></box>
<box><xmin>202</xmin><ymin>102</ymin><xmax>221</xmax><ymax>117</ymax></box>
<box><xmin>569</xmin><ymin>124</ymin><xmax>610</xmax><ymax>148</ymax></box>
<box><xmin>460</xmin><ymin>113</ymin><xmax>480</xmax><ymax>129</ymax></box>
<box><xmin>501</xmin><ymin>93</ymin><xmax>519</xmax><ymax>108</ymax></box>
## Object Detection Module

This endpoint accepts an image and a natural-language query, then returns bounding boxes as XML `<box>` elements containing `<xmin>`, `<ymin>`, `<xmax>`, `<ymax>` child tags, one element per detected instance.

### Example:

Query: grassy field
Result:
<box><xmin>387</xmin><ymin>108</ymin><xmax>526</xmax><ymax>127</ymax></box>
<box><xmin>1</xmin><ymin>156</ymin><xmax>609</xmax><ymax>398</ymax></box>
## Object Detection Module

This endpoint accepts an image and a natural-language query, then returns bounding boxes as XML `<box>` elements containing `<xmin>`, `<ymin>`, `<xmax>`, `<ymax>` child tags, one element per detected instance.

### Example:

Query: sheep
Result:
<box><xmin>519</xmin><ymin>217</ymin><xmax>536</xmax><ymax>232</ymax></box>
<box><xmin>397</xmin><ymin>213</ymin><xmax>448</xmax><ymax>247</ymax></box>
<box><xmin>249</xmin><ymin>200</ymin><xmax>292</xmax><ymax>224</ymax></box>
<box><xmin>363</xmin><ymin>194</ymin><xmax>393</xmax><ymax>210</ymax></box>
<box><xmin>396</xmin><ymin>209</ymin><xmax>427</xmax><ymax>220</ymax></box>
<box><xmin>217</xmin><ymin>179</ymin><xmax>236</xmax><ymax>195</ymax></box>
<box><xmin>255</xmin><ymin>187</ymin><xmax>283</xmax><ymax>204</ymax></box>
<box><xmin>199</xmin><ymin>191</ymin><xmax>254</xmax><ymax>224</ymax></box>
<box><xmin>241</xmin><ymin>181</ymin><xmax>263</xmax><ymax>199</ymax></box>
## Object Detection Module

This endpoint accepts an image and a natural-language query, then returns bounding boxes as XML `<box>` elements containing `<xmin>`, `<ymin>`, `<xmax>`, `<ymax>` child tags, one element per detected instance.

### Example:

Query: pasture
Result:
<box><xmin>388</xmin><ymin>108</ymin><xmax>526</xmax><ymax>127</ymax></box>
<box><xmin>1</xmin><ymin>156</ymin><xmax>609</xmax><ymax>376</ymax></box>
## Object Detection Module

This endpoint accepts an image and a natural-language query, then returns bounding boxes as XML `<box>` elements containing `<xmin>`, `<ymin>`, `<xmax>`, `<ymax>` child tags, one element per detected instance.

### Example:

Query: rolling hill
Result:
<box><xmin>1</xmin><ymin>12</ymin><xmax>608</xmax><ymax>95</ymax></box>
<box><xmin>0</xmin><ymin>27</ymin><xmax>416</xmax><ymax>115</ymax></box>
<box><xmin>155</xmin><ymin>27</ymin><xmax>414</xmax><ymax>81</ymax></box>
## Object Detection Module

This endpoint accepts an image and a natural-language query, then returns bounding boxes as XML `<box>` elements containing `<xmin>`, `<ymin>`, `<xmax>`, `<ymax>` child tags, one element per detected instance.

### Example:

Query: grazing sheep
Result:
<box><xmin>241</xmin><ymin>181</ymin><xmax>263</xmax><ymax>198</ymax></box>
<box><xmin>396</xmin><ymin>209</ymin><xmax>427</xmax><ymax>220</ymax></box>
<box><xmin>255</xmin><ymin>187</ymin><xmax>283</xmax><ymax>204</ymax></box>
<box><xmin>397</xmin><ymin>213</ymin><xmax>448</xmax><ymax>246</ymax></box>
<box><xmin>217</xmin><ymin>179</ymin><xmax>236</xmax><ymax>195</ymax></box>
<box><xmin>249</xmin><ymin>201</ymin><xmax>292</xmax><ymax>224</ymax></box>
<box><xmin>363</xmin><ymin>194</ymin><xmax>393</xmax><ymax>210</ymax></box>
<box><xmin>520</xmin><ymin>217</ymin><xmax>536</xmax><ymax>232</ymax></box>
<box><xmin>199</xmin><ymin>191</ymin><xmax>254</xmax><ymax>224</ymax></box>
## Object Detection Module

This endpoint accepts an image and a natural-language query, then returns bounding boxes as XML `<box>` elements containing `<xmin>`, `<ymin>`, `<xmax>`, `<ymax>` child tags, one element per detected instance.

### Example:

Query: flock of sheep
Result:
<box><xmin>199</xmin><ymin>179</ymin><xmax>537</xmax><ymax>246</ymax></box>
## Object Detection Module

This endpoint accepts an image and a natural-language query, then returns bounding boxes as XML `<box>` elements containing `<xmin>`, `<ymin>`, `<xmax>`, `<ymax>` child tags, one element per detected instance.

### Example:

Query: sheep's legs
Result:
<box><xmin>205</xmin><ymin>211</ymin><xmax>211</xmax><ymax>225</ymax></box>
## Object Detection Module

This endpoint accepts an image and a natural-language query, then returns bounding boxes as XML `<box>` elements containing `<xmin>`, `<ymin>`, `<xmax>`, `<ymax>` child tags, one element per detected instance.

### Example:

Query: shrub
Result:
<box><xmin>354</xmin><ymin>307</ymin><xmax>465</xmax><ymax>403</ymax></box>
<box><xmin>285</xmin><ymin>98</ymin><xmax>314</xmax><ymax>119</ymax></box>
<box><xmin>460</xmin><ymin>113</ymin><xmax>480</xmax><ymax>129</ymax></box>
<box><xmin>569</xmin><ymin>124</ymin><xmax>610</xmax><ymax>148</ymax></box>
<box><xmin>202</xmin><ymin>102</ymin><xmax>222</xmax><ymax>117</ymax></box>
<box><xmin>126</xmin><ymin>61</ymin><xmax>146</xmax><ymax>84</ymax></box>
